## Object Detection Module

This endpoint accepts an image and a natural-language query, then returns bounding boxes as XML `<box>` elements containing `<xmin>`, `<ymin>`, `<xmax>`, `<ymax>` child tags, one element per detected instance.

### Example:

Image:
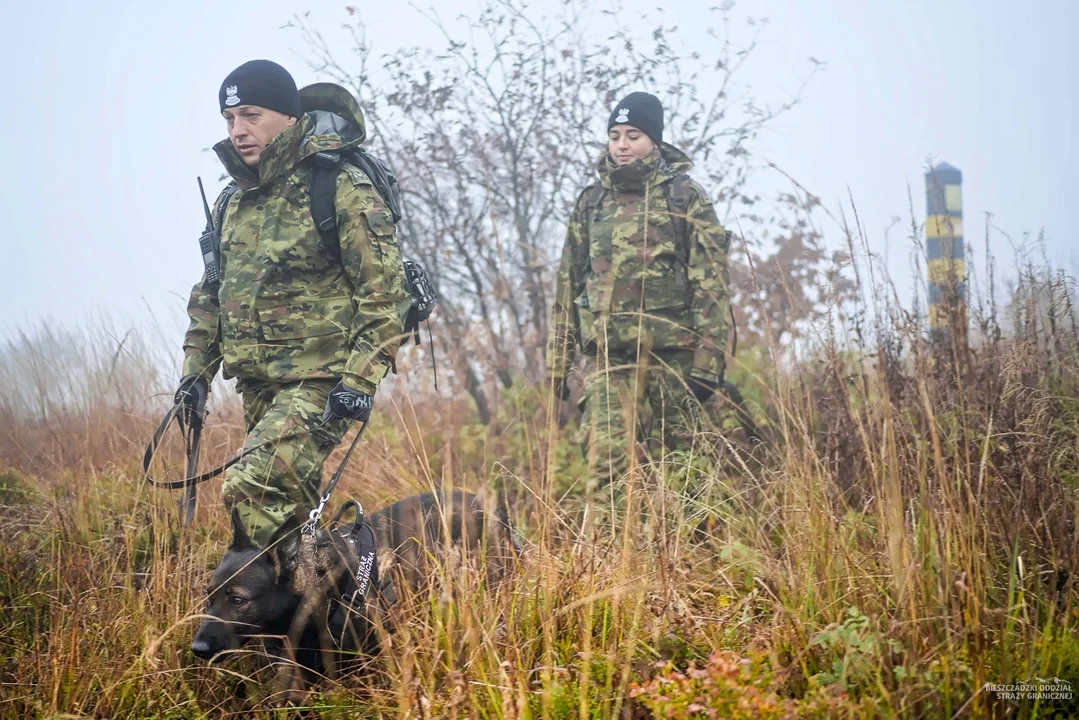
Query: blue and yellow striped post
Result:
<box><xmin>925</xmin><ymin>162</ymin><xmax>965</xmax><ymax>340</ymax></box>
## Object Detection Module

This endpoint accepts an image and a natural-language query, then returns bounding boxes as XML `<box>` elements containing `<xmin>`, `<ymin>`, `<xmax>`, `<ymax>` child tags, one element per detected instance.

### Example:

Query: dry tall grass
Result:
<box><xmin>1</xmin><ymin>255</ymin><xmax>1077</xmax><ymax>719</ymax></box>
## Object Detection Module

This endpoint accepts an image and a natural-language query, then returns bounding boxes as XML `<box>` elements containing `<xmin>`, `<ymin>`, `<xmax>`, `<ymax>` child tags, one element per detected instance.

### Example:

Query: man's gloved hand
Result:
<box><xmin>322</xmin><ymin>381</ymin><xmax>374</xmax><ymax>422</ymax></box>
<box><xmin>174</xmin><ymin>374</ymin><xmax>208</xmax><ymax>429</ymax></box>
<box><xmin>685</xmin><ymin>374</ymin><xmax>718</xmax><ymax>404</ymax></box>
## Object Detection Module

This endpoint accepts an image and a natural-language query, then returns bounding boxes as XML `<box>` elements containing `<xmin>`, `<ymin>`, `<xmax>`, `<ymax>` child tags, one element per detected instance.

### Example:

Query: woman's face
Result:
<box><xmin>607</xmin><ymin>125</ymin><xmax>656</xmax><ymax>165</ymax></box>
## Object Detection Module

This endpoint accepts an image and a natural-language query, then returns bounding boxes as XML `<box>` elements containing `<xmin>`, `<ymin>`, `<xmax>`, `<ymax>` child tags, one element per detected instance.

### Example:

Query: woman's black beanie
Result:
<box><xmin>607</xmin><ymin>91</ymin><xmax>664</xmax><ymax>145</ymax></box>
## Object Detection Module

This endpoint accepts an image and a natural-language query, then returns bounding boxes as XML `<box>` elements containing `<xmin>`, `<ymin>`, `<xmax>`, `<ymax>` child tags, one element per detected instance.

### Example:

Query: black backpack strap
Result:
<box><xmin>579</xmin><ymin>184</ymin><xmax>607</xmax><ymax>272</ymax></box>
<box><xmin>212</xmin><ymin>182</ymin><xmax>240</xmax><ymax>233</ymax></box>
<box><xmin>310</xmin><ymin>151</ymin><xmax>345</xmax><ymax>261</ymax></box>
<box><xmin>664</xmin><ymin>174</ymin><xmax>693</xmax><ymax>290</ymax></box>
<box><xmin>665</xmin><ymin>173</ymin><xmax>692</xmax><ymax>265</ymax></box>
<box><xmin>583</xmin><ymin>183</ymin><xmax>607</xmax><ymax>221</ymax></box>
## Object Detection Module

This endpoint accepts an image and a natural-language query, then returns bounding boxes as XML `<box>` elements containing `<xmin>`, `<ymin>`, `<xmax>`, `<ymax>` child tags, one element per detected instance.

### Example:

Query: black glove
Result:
<box><xmin>552</xmin><ymin>376</ymin><xmax>571</xmax><ymax>402</ymax></box>
<box><xmin>685</xmin><ymin>375</ymin><xmax>718</xmax><ymax>404</ymax></box>
<box><xmin>174</xmin><ymin>374</ymin><xmax>208</xmax><ymax>430</ymax></box>
<box><xmin>322</xmin><ymin>381</ymin><xmax>374</xmax><ymax>422</ymax></box>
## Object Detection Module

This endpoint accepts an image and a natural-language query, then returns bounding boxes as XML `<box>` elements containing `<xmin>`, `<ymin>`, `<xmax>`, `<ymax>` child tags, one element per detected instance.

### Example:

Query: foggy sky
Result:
<box><xmin>1</xmin><ymin>0</ymin><xmax>1074</xmax><ymax>360</ymax></box>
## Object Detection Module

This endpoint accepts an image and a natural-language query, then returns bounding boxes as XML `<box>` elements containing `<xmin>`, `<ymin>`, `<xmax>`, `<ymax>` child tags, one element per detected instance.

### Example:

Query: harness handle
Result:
<box><xmin>331</xmin><ymin>499</ymin><xmax>366</xmax><ymax>530</ymax></box>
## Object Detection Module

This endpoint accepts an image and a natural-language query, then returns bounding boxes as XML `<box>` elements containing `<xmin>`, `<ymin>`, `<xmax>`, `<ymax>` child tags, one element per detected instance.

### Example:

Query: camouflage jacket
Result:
<box><xmin>181</xmin><ymin>83</ymin><xmax>410</xmax><ymax>396</ymax></box>
<box><xmin>546</xmin><ymin>144</ymin><xmax>731</xmax><ymax>386</ymax></box>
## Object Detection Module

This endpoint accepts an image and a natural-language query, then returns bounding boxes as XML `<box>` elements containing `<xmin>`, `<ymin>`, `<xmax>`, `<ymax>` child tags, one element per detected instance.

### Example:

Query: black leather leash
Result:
<box><xmin>142</xmin><ymin>403</ymin><xmax>265</xmax><ymax>491</ymax></box>
<box><xmin>142</xmin><ymin>402</ymin><xmax>369</xmax><ymax>526</ymax></box>
<box><xmin>179</xmin><ymin>414</ymin><xmax>200</xmax><ymax>526</ymax></box>
<box><xmin>301</xmin><ymin>418</ymin><xmax>370</xmax><ymax>534</ymax></box>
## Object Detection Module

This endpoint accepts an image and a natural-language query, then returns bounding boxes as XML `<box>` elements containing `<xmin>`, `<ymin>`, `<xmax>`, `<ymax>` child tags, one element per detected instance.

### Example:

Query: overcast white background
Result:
<box><xmin>1</xmin><ymin>0</ymin><xmax>1074</xmax><ymax>355</ymax></box>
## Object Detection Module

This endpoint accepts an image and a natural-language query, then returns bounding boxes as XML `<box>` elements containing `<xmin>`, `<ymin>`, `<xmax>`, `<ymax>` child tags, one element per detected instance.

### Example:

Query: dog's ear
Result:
<box><xmin>267</xmin><ymin>514</ymin><xmax>302</xmax><ymax>583</ymax></box>
<box><xmin>229</xmin><ymin>507</ymin><xmax>256</xmax><ymax>550</ymax></box>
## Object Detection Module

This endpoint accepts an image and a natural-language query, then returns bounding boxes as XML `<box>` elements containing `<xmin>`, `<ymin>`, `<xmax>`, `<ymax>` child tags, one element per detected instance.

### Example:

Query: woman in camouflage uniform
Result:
<box><xmin>546</xmin><ymin>92</ymin><xmax>732</xmax><ymax>494</ymax></box>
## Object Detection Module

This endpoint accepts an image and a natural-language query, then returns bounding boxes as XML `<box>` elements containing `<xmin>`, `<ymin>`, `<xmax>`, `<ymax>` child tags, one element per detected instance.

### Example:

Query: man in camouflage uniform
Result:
<box><xmin>174</xmin><ymin>60</ymin><xmax>409</xmax><ymax>546</ymax></box>
<box><xmin>547</xmin><ymin>92</ymin><xmax>731</xmax><ymax>493</ymax></box>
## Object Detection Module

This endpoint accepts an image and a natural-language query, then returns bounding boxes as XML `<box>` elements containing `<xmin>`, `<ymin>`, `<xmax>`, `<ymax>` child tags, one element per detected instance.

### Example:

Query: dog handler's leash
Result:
<box><xmin>141</xmin><ymin>403</ymin><xmax>218</xmax><ymax>526</ymax></box>
<box><xmin>179</xmin><ymin>414</ymin><xmax>201</xmax><ymax>526</ymax></box>
<box><xmin>301</xmin><ymin>417</ymin><xmax>370</xmax><ymax>534</ymax></box>
<box><xmin>143</xmin><ymin>402</ymin><xmax>369</xmax><ymax>527</ymax></box>
<box><xmin>143</xmin><ymin>403</ymin><xmax>265</xmax><ymax>491</ymax></box>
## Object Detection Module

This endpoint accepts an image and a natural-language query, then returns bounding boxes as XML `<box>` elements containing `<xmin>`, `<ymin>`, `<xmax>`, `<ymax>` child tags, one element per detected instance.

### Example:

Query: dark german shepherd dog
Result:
<box><xmin>191</xmin><ymin>490</ymin><xmax>521</xmax><ymax>684</ymax></box>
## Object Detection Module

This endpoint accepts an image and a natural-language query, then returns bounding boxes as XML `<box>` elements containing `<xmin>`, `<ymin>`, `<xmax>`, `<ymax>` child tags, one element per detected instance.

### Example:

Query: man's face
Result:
<box><xmin>222</xmin><ymin>105</ymin><xmax>298</xmax><ymax>168</ymax></box>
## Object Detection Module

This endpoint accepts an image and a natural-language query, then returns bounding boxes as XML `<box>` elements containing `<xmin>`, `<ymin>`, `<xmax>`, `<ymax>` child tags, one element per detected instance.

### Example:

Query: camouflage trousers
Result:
<box><xmin>578</xmin><ymin>350</ymin><xmax>716</xmax><ymax>496</ymax></box>
<box><xmin>222</xmin><ymin>379</ymin><xmax>352</xmax><ymax>547</ymax></box>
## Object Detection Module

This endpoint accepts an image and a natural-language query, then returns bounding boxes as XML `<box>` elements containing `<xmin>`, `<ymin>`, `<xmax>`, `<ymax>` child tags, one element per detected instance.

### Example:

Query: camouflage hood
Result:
<box><xmin>597</xmin><ymin>142</ymin><xmax>694</xmax><ymax>194</ymax></box>
<box><xmin>214</xmin><ymin>82</ymin><xmax>368</xmax><ymax>188</ymax></box>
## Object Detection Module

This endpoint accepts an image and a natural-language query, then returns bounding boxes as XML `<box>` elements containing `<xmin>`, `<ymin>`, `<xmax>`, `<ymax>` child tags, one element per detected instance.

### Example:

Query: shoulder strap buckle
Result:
<box><xmin>314</xmin><ymin>151</ymin><xmax>342</xmax><ymax>169</ymax></box>
<box><xmin>666</xmin><ymin>173</ymin><xmax>691</xmax><ymax>208</ymax></box>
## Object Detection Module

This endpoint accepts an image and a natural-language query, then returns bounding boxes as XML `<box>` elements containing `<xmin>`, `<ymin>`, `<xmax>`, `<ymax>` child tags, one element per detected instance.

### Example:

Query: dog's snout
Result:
<box><xmin>191</xmin><ymin>638</ymin><xmax>214</xmax><ymax>660</ymax></box>
<box><xmin>192</xmin><ymin>619</ymin><xmax>227</xmax><ymax>661</ymax></box>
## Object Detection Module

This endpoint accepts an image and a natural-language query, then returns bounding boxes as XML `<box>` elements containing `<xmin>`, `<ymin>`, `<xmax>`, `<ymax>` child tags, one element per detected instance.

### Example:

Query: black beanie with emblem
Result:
<box><xmin>607</xmin><ymin>91</ymin><xmax>664</xmax><ymax>145</ymax></box>
<box><xmin>218</xmin><ymin>60</ymin><xmax>302</xmax><ymax>118</ymax></box>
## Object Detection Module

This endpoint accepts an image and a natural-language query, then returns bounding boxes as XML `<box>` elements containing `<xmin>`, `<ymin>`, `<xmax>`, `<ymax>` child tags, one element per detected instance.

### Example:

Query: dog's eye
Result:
<box><xmin>230</xmin><ymin>595</ymin><xmax>247</xmax><ymax>607</ymax></box>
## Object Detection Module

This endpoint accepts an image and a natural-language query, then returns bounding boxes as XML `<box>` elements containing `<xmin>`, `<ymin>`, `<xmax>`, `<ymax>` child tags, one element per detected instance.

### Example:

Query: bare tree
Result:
<box><xmin>730</xmin><ymin>190</ymin><xmax>859</xmax><ymax>349</ymax></box>
<box><xmin>293</xmin><ymin>0</ymin><xmax>821</xmax><ymax>423</ymax></box>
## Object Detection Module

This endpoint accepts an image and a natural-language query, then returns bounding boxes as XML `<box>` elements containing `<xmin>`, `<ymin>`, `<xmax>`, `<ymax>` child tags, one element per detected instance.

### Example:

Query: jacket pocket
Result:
<box><xmin>357</xmin><ymin>209</ymin><xmax>404</xmax><ymax>300</ymax></box>
<box><xmin>361</xmin><ymin>208</ymin><xmax>396</xmax><ymax>239</ymax></box>
<box><xmin>256</xmin><ymin>297</ymin><xmax>354</xmax><ymax>381</ymax></box>
<box><xmin>258</xmin><ymin>297</ymin><xmax>352</xmax><ymax>341</ymax></box>
<box><xmin>642</xmin><ymin>256</ymin><xmax>690</xmax><ymax>311</ymax></box>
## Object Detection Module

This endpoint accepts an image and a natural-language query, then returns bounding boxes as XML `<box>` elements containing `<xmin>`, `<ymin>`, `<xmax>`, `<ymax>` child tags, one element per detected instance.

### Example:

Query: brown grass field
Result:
<box><xmin>1</xmin><ymin>258</ymin><xmax>1077</xmax><ymax>718</ymax></box>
